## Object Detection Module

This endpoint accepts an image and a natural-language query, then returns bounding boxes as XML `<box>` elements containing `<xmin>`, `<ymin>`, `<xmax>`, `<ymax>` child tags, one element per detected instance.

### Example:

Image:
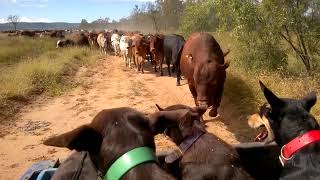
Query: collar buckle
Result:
<box><xmin>279</xmin><ymin>145</ymin><xmax>292</xmax><ymax>166</ymax></box>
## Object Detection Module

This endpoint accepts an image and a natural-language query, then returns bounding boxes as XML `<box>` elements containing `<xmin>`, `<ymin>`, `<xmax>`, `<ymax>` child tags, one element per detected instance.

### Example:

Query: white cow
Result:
<box><xmin>111</xmin><ymin>33</ymin><xmax>121</xmax><ymax>56</ymax></box>
<box><xmin>97</xmin><ymin>33</ymin><xmax>108</xmax><ymax>55</ymax></box>
<box><xmin>120</xmin><ymin>35</ymin><xmax>133</xmax><ymax>68</ymax></box>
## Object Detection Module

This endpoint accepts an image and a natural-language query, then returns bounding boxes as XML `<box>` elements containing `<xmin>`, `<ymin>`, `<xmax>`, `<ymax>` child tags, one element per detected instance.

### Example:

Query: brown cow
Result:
<box><xmin>88</xmin><ymin>31</ymin><xmax>99</xmax><ymax>47</ymax></box>
<box><xmin>20</xmin><ymin>30</ymin><xmax>36</xmax><ymax>37</ymax></box>
<box><xmin>131</xmin><ymin>34</ymin><xmax>150</xmax><ymax>73</ymax></box>
<box><xmin>149</xmin><ymin>34</ymin><xmax>164</xmax><ymax>72</ymax></box>
<box><xmin>57</xmin><ymin>33</ymin><xmax>89</xmax><ymax>48</ymax></box>
<box><xmin>180</xmin><ymin>32</ymin><xmax>229</xmax><ymax>117</ymax></box>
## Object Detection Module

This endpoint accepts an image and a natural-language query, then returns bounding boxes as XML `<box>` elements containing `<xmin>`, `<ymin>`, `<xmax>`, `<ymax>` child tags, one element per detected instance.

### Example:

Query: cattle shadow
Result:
<box><xmin>205</xmin><ymin>73</ymin><xmax>260</xmax><ymax>143</ymax></box>
<box><xmin>143</xmin><ymin>61</ymin><xmax>179</xmax><ymax>77</ymax></box>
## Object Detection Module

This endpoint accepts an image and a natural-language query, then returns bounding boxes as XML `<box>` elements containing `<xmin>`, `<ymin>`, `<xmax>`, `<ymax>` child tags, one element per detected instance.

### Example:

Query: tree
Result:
<box><xmin>158</xmin><ymin>0</ymin><xmax>184</xmax><ymax>31</ymax></box>
<box><xmin>215</xmin><ymin>0</ymin><xmax>320</xmax><ymax>72</ymax></box>
<box><xmin>179</xmin><ymin>0</ymin><xmax>218</xmax><ymax>36</ymax></box>
<box><xmin>7</xmin><ymin>15</ymin><xmax>19</xmax><ymax>31</ymax></box>
<box><xmin>80</xmin><ymin>19</ymin><xmax>89</xmax><ymax>30</ymax></box>
<box><xmin>146</xmin><ymin>2</ymin><xmax>160</xmax><ymax>32</ymax></box>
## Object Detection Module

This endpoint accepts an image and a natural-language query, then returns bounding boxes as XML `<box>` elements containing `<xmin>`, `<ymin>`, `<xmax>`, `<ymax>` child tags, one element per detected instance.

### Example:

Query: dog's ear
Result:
<box><xmin>155</xmin><ymin>104</ymin><xmax>164</xmax><ymax>111</ymax></box>
<box><xmin>149</xmin><ymin>109</ymin><xmax>189</xmax><ymax>134</ymax></box>
<box><xmin>44</xmin><ymin>125</ymin><xmax>102</xmax><ymax>153</ymax></box>
<box><xmin>259</xmin><ymin>81</ymin><xmax>284</xmax><ymax>108</ymax></box>
<box><xmin>192</xmin><ymin>106</ymin><xmax>207</xmax><ymax>116</ymax></box>
<box><xmin>303</xmin><ymin>91</ymin><xmax>317</xmax><ymax>112</ymax></box>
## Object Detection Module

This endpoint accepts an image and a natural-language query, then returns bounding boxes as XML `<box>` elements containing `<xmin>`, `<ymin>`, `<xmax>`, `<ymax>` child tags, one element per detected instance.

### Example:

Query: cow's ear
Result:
<box><xmin>223</xmin><ymin>49</ymin><xmax>230</xmax><ymax>57</ymax></box>
<box><xmin>259</xmin><ymin>81</ymin><xmax>284</xmax><ymax>108</ymax></box>
<box><xmin>186</xmin><ymin>54</ymin><xmax>193</xmax><ymax>61</ymax></box>
<box><xmin>155</xmin><ymin>104</ymin><xmax>164</xmax><ymax>111</ymax></box>
<box><xmin>303</xmin><ymin>91</ymin><xmax>317</xmax><ymax>112</ymax></box>
<box><xmin>149</xmin><ymin>109</ymin><xmax>189</xmax><ymax>134</ymax></box>
<box><xmin>218</xmin><ymin>60</ymin><xmax>230</xmax><ymax>70</ymax></box>
<box><xmin>44</xmin><ymin>125</ymin><xmax>102</xmax><ymax>153</ymax></box>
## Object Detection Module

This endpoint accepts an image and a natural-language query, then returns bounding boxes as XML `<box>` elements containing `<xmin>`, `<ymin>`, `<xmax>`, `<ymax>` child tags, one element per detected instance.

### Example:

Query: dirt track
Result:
<box><xmin>0</xmin><ymin>56</ymin><xmax>255</xmax><ymax>180</ymax></box>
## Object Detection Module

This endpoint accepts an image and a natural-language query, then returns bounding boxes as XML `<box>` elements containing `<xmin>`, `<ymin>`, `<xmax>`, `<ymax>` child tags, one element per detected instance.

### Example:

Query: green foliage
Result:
<box><xmin>236</xmin><ymin>43</ymin><xmax>288</xmax><ymax>72</ymax></box>
<box><xmin>215</xmin><ymin>0</ymin><xmax>320</xmax><ymax>72</ymax></box>
<box><xmin>179</xmin><ymin>0</ymin><xmax>218</xmax><ymax>36</ymax></box>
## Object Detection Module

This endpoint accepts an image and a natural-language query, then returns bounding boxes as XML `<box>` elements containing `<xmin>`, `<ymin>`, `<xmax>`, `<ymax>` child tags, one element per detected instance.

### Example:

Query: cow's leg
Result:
<box><xmin>141</xmin><ymin>58</ymin><xmax>144</xmax><ymax>74</ymax></box>
<box><xmin>171</xmin><ymin>55</ymin><xmax>176</xmax><ymax>73</ymax></box>
<box><xmin>154</xmin><ymin>57</ymin><xmax>157</xmax><ymax>72</ymax></box>
<box><xmin>137</xmin><ymin>57</ymin><xmax>141</xmax><ymax>72</ymax></box>
<box><xmin>167</xmin><ymin>58</ymin><xmax>171</xmax><ymax>77</ymax></box>
<box><xmin>128</xmin><ymin>53</ymin><xmax>131</xmax><ymax>68</ymax></box>
<box><xmin>176</xmin><ymin>64</ymin><xmax>181</xmax><ymax>86</ymax></box>
<box><xmin>133</xmin><ymin>54</ymin><xmax>137</xmax><ymax>67</ymax></box>
<box><xmin>153</xmin><ymin>53</ymin><xmax>157</xmax><ymax>72</ymax></box>
<box><xmin>160</xmin><ymin>56</ymin><xmax>164</xmax><ymax>76</ymax></box>
<box><xmin>188</xmin><ymin>83</ymin><xmax>198</xmax><ymax>106</ymax></box>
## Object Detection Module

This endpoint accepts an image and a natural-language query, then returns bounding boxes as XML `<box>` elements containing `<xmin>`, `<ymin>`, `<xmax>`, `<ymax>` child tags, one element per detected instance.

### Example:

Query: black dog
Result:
<box><xmin>250</xmin><ymin>81</ymin><xmax>319</xmax><ymax>180</ymax></box>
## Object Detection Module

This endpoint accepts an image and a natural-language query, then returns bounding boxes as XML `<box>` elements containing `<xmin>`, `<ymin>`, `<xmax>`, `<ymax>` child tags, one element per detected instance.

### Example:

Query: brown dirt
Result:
<box><xmin>0</xmin><ymin>56</ymin><xmax>255</xmax><ymax>180</ymax></box>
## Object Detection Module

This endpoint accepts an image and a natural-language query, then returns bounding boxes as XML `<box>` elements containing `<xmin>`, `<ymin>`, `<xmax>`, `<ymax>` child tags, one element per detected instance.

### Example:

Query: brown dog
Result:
<box><xmin>44</xmin><ymin>107</ymin><xmax>178</xmax><ymax>180</ymax></box>
<box><xmin>150</xmin><ymin>104</ymin><xmax>252</xmax><ymax>180</ymax></box>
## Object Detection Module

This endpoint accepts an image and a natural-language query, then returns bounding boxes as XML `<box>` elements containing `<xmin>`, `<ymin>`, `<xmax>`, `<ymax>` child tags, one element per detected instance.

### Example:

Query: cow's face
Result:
<box><xmin>149</xmin><ymin>35</ymin><xmax>163</xmax><ymax>53</ymax></box>
<box><xmin>148</xmin><ymin>35</ymin><xmax>156</xmax><ymax>52</ymax></box>
<box><xmin>187</xmin><ymin>54</ymin><xmax>229</xmax><ymax>109</ymax></box>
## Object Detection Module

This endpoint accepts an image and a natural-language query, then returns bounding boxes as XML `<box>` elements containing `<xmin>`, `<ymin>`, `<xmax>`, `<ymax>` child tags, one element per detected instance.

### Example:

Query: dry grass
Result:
<box><xmin>214</xmin><ymin>32</ymin><xmax>320</xmax><ymax>121</ymax></box>
<box><xmin>0</xmin><ymin>34</ymin><xmax>56</xmax><ymax>65</ymax></box>
<box><xmin>0</xmin><ymin>35</ymin><xmax>101</xmax><ymax>120</ymax></box>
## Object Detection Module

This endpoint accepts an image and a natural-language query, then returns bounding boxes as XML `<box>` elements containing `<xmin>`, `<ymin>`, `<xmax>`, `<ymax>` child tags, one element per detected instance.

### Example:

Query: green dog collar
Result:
<box><xmin>104</xmin><ymin>147</ymin><xmax>158</xmax><ymax>180</ymax></box>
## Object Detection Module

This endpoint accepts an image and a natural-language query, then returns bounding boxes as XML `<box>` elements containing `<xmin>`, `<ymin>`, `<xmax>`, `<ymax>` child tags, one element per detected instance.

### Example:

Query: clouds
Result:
<box><xmin>0</xmin><ymin>18</ymin><xmax>7</xmax><ymax>23</ymax></box>
<box><xmin>0</xmin><ymin>16</ymin><xmax>51</xmax><ymax>23</ymax></box>
<box><xmin>0</xmin><ymin>0</ymin><xmax>49</xmax><ymax>8</ymax></box>
<box><xmin>20</xmin><ymin>16</ymin><xmax>50</xmax><ymax>22</ymax></box>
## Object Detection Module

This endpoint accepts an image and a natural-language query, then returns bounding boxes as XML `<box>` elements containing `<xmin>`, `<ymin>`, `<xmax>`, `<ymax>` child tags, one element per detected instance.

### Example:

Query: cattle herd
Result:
<box><xmin>3</xmin><ymin>29</ymin><xmax>320</xmax><ymax>180</ymax></box>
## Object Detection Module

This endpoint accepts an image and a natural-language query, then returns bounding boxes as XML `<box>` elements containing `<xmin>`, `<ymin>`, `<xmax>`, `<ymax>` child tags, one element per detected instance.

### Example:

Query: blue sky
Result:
<box><xmin>0</xmin><ymin>0</ymin><xmax>154</xmax><ymax>23</ymax></box>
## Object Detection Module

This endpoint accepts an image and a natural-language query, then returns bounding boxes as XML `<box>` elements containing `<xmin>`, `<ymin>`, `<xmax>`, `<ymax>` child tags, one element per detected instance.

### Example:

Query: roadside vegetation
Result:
<box><xmin>0</xmin><ymin>35</ymin><xmax>101</xmax><ymax>120</ymax></box>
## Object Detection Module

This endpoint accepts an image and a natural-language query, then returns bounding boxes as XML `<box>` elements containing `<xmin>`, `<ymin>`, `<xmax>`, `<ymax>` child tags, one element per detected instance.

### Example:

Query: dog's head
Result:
<box><xmin>249</xmin><ymin>81</ymin><xmax>318</xmax><ymax>146</ymax></box>
<box><xmin>149</xmin><ymin>104</ymin><xmax>206</xmax><ymax>145</ymax></box>
<box><xmin>44</xmin><ymin>107</ymin><xmax>158</xmax><ymax>173</ymax></box>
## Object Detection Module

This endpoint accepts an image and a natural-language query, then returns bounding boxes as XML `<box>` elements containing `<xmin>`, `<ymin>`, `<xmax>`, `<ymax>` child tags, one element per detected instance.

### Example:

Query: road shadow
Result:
<box><xmin>205</xmin><ymin>73</ymin><xmax>260</xmax><ymax>143</ymax></box>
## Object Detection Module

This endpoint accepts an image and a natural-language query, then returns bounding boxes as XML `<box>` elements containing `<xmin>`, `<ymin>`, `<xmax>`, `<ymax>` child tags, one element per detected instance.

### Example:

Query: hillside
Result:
<box><xmin>0</xmin><ymin>22</ymin><xmax>80</xmax><ymax>30</ymax></box>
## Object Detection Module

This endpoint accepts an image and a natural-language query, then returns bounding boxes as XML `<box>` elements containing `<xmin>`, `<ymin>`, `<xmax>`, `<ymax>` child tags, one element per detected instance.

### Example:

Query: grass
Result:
<box><xmin>0</xmin><ymin>35</ymin><xmax>101</xmax><ymax>120</ymax></box>
<box><xmin>0</xmin><ymin>34</ymin><xmax>57</xmax><ymax>65</ymax></box>
<box><xmin>130</xmin><ymin>80</ymin><xmax>146</xmax><ymax>96</ymax></box>
<box><xmin>213</xmin><ymin>32</ymin><xmax>320</xmax><ymax>121</ymax></box>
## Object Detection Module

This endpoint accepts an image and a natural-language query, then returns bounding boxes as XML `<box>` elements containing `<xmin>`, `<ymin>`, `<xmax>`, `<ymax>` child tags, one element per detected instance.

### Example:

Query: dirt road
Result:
<box><xmin>0</xmin><ymin>56</ymin><xmax>255</xmax><ymax>179</ymax></box>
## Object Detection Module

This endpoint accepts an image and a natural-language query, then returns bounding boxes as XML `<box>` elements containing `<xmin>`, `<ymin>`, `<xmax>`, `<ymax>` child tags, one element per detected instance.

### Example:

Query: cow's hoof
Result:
<box><xmin>176</xmin><ymin>82</ymin><xmax>180</xmax><ymax>86</ymax></box>
<box><xmin>209</xmin><ymin>108</ymin><xmax>218</xmax><ymax>117</ymax></box>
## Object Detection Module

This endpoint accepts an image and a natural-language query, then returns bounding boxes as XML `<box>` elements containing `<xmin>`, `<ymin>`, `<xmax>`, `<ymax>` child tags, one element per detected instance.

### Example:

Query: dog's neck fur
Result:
<box><xmin>281</xmin><ymin>142</ymin><xmax>320</xmax><ymax>180</ymax></box>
